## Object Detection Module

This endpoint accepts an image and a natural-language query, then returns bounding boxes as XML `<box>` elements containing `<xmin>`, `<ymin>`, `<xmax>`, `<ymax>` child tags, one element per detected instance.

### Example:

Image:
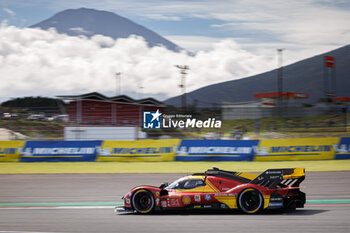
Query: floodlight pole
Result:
<box><xmin>277</xmin><ymin>49</ymin><xmax>284</xmax><ymax>117</ymax></box>
<box><xmin>175</xmin><ymin>65</ymin><xmax>189</xmax><ymax>112</ymax></box>
<box><xmin>138</xmin><ymin>81</ymin><xmax>144</xmax><ymax>99</ymax></box>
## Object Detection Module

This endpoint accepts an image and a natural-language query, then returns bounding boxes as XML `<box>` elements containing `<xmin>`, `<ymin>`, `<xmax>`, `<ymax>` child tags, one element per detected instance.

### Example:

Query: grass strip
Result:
<box><xmin>0</xmin><ymin>160</ymin><xmax>350</xmax><ymax>174</ymax></box>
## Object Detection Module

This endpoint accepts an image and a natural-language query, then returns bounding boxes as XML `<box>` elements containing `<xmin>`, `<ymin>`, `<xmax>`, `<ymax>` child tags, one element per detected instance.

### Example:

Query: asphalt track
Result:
<box><xmin>0</xmin><ymin>172</ymin><xmax>350</xmax><ymax>233</ymax></box>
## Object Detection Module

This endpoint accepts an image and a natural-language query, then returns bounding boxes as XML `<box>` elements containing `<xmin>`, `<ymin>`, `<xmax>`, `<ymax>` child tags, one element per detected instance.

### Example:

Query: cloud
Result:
<box><xmin>3</xmin><ymin>7</ymin><xmax>16</xmax><ymax>16</ymax></box>
<box><xmin>37</xmin><ymin>1</ymin><xmax>349</xmax><ymax>55</ymax></box>
<box><xmin>69</xmin><ymin>27</ymin><xmax>92</xmax><ymax>35</ymax></box>
<box><xmin>142</xmin><ymin>14</ymin><xmax>181</xmax><ymax>21</ymax></box>
<box><xmin>190</xmin><ymin>1</ymin><xmax>350</xmax><ymax>48</ymax></box>
<box><xmin>164</xmin><ymin>35</ymin><xmax>223</xmax><ymax>51</ymax></box>
<box><xmin>0</xmin><ymin>25</ymin><xmax>278</xmax><ymax>101</ymax></box>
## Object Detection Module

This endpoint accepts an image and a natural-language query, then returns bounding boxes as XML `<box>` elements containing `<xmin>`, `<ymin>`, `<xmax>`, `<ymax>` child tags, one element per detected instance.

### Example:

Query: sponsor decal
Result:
<box><xmin>178</xmin><ymin>146</ymin><xmax>253</xmax><ymax>154</ymax></box>
<box><xmin>20</xmin><ymin>141</ymin><xmax>101</xmax><ymax>162</ymax></box>
<box><xmin>334</xmin><ymin>137</ymin><xmax>350</xmax><ymax>159</ymax></box>
<box><xmin>175</xmin><ymin>140</ymin><xmax>259</xmax><ymax>161</ymax></box>
<box><xmin>156</xmin><ymin>198</ymin><xmax>160</xmax><ymax>205</ymax></box>
<box><xmin>266</xmin><ymin>171</ymin><xmax>282</xmax><ymax>174</ymax></box>
<box><xmin>334</xmin><ymin>143</ymin><xmax>350</xmax><ymax>153</ymax></box>
<box><xmin>0</xmin><ymin>148</ymin><xmax>17</xmax><ymax>154</ymax></box>
<box><xmin>182</xmin><ymin>196</ymin><xmax>191</xmax><ymax>205</ymax></box>
<box><xmin>21</xmin><ymin>147</ymin><xmax>98</xmax><ymax>155</ymax></box>
<box><xmin>156</xmin><ymin>192</ymin><xmax>160</xmax><ymax>197</ymax></box>
<box><xmin>98</xmin><ymin>139</ymin><xmax>180</xmax><ymax>162</ymax></box>
<box><xmin>214</xmin><ymin>193</ymin><xmax>234</xmax><ymax>197</ymax></box>
<box><xmin>161</xmin><ymin>201</ymin><xmax>167</xmax><ymax>208</ymax></box>
<box><xmin>255</xmin><ymin>138</ymin><xmax>338</xmax><ymax>161</ymax></box>
<box><xmin>194</xmin><ymin>195</ymin><xmax>201</xmax><ymax>202</ymax></box>
<box><xmin>205</xmin><ymin>194</ymin><xmax>211</xmax><ymax>201</ymax></box>
<box><xmin>100</xmin><ymin>147</ymin><xmax>172</xmax><ymax>155</ymax></box>
<box><xmin>270</xmin><ymin>198</ymin><xmax>283</xmax><ymax>201</ymax></box>
<box><xmin>256</xmin><ymin>145</ymin><xmax>333</xmax><ymax>156</ymax></box>
<box><xmin>0</xmin><ymin>141</ymin><xmax>25</xmax><ymax>162</ymax></box>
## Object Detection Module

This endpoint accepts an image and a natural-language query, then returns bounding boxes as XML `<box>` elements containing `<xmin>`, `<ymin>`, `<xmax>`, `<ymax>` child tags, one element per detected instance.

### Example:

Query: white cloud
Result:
<box><xmin>164</xmin><ymin>35</ymin><xmax>223</xmax><ymax>52</ymax></box>
<box><xmin>69</xmin><ymin>27</ymin><xmax>92</xmax><ymax>35</ymax></box>
<box><xmin>193</xmin><ymin>1</ymin><xmax>350</xmax><ymax>49</ymax></box>
<box><xmin>3</xmin><ymin>1</ymin><xmax>349</xmax><ymax>56</ymax></box>
<box><xmin>142</xmin><ymin>14</ymin><xmax>181</xmax><ymax>21</ymax></box>
<box><xmin>3</xmin><ymin>7</ymin><xmax>15</xmax><ymax>17</ymax></box>
<box><xmin>0</xmin><ymin>25</ymin><xmax>277</xmax><ymax>101</ymax></box>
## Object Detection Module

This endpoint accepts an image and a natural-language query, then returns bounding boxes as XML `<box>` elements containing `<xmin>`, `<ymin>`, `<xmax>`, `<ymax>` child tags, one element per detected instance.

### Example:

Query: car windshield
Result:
<box><xmin>166</xmin><ymin>177</ymin><xmax>205</xmax><ymax>190</ymax></box>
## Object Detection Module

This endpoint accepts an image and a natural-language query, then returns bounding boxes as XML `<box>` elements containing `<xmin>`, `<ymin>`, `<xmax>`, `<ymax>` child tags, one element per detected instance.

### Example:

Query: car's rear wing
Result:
<box><xmin>250</xmin><ymin>168</ymin><xmax>305</xmax><ymax>189</ymax></box>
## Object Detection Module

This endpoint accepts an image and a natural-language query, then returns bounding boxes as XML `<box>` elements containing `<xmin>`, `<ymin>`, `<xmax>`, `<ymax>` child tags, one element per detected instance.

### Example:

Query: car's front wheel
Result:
<box><xmin>131</xmin><ymin>189</ymin><xmax>155</xmax><ymax>214</ymax></box>
<box><xmin>238</xmin><ymin>188</ymin><xmax>263</xmax><ymax>214</ymax></box>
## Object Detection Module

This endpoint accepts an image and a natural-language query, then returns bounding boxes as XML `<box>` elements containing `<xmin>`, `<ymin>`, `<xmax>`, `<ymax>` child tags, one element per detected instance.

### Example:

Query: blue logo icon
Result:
<box><xmin>143</xmin><ymin>109</ymin><xmax>162</xmax><ymax>129</ymax></box>
<box><xmin>205</xmin><ymin>194</ymin><xmax>211</xmax><ymax>201</ymax></box>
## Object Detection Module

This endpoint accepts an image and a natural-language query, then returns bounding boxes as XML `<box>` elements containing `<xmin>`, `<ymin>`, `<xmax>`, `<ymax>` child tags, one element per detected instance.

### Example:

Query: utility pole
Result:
<box><xmin>175</xmin><ymin>65</ymin><xmax>189</xmax><ymax>112</ymax></box>
<box><xmin>277</xmin><ymin>49</ymin><xmax>284</xmax><ymax>100</ymax></box>
<box><xmin>115</xmin><ymin>72</ymin><xmax>121</xmax><ymax>95</ymax></box>
<box><xmin>277</xmin><ymin>49</ymin><xmax>284</xmax><ymax>117</ymax></box>
<box><xmin>138</xmin><ymin>80</ymin><xmax>144</xmax><ymax>99</ymax></box>
<box><xmin>324</xmin><ymin>56</ymin><xmax>336</xmax><ymax>100</ymax></box>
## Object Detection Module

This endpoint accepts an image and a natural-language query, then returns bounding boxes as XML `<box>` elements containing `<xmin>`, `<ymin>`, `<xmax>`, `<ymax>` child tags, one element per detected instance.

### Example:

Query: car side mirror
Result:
<box><xmin>159</xmin><ymin>182</ymin><xmax>169</xmax><ymax>189</ymax></box>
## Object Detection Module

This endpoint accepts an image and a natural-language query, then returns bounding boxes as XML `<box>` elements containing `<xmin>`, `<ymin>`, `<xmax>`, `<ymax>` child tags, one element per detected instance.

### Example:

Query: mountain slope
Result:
<box><xmin>165</xmin><ymin>45</ymin><xmax>350</xmax><ymax>107</ymax></box>
<box><xmin>30</xmin><ymin>8</ymin><xmax>181</xmax><ymax>52</ymax></box>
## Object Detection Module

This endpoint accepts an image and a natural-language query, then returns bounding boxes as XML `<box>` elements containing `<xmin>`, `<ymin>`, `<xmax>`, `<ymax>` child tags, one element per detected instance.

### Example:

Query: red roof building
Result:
<box><xmin>253</xmin><ymin>92</ymin><xmax>309</xmax><ymax>107</ymax></box>
<box><xmin>58</xmin><ymin>92</ymin><xmax>165</xmax><ymax>126</ymax></box>
<box><xmin>331</xmin><ymin>97</ymin><xmax>350</xmax><ymax>102</ymax></box>
<box><xmin>253</xmin><ymin>92</ymin><xmax>309</xmax><ymax>99</ymax></box>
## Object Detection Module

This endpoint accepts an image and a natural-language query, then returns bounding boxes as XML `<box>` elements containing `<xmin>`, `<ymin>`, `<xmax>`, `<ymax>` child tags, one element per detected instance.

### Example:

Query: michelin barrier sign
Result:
<box><xmin>255</xmin><ymin>138</ymin><xmax>339</xmax><ymax>161</ymax></box>
<box><xmin>0</xmin><ymin>141</ymin><xmax>25</xmax><ymax>162</ymax></box>
<box><xmin>20</xmin><ymin>141</ymin><xmax>102</xmax><ymax>162</ymax></box>
<box><xmin>334</xmin><ymin>137</ymin><xmax>350</xmax><ymax>160</ymax></box>
<box><xmin>1</xmin><ymin>137</ymin><xmax>350</xmax><ymax>162</ymax></box>
<box><xmin>97</xmin><ymin>139</ymin><xmax>180</xmax><ymax>162</ymax></box>
<box><xmin>175</xmin><ymin>140</ymin><xmax>259</xmax><ymax>161</ymax></box>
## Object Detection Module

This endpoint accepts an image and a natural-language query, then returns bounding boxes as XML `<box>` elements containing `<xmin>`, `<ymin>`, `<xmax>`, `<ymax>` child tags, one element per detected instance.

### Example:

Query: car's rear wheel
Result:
<box><xmin>131</xmin><ymin>189</ymin><xmax>155</xmax><ymax>214</ymax></box>
<box><xmin>238</xmin><ymin>188</ymin><xmax>263</xmax><ymax>214</ymax></box>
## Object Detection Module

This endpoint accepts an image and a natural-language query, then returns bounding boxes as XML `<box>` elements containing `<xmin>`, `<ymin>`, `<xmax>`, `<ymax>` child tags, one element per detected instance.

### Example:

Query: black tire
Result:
<box><xmin>238</xmin><ymin>188</ymin><xmax>263</xmax><ymax>214</ymax></box>
<box><xmin>131</xmin><ymin>189</ymin><xmax>155</xmax><ymax>214</ymax></box>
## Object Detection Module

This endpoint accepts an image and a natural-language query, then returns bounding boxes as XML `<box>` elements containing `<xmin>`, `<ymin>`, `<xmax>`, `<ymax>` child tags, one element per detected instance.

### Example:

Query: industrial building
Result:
<box><xmin>58</xmin><ymin>92</ymin><xmax>165</xmax><ymax>126</ymax></box>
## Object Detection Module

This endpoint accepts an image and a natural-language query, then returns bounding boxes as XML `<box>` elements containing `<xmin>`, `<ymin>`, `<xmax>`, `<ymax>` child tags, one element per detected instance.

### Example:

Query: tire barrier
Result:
<box><xmin>97</xmin><ymin>139</ymin><xmax>180</xmax><ymax>162</ymax></box>
<box><xmin>0</xmin><ymin>137</ymin><xmax>349</xmax><ymax>162</ymax></box>
<box><xmin>175</xmin><ymin>139</ymin><xmax>258</xmax><ymax>161</ymax></box>
<box><xmin>254</xmin><ymin>137</ymin><xmax>340</xmax><ymax>161</ymax></box>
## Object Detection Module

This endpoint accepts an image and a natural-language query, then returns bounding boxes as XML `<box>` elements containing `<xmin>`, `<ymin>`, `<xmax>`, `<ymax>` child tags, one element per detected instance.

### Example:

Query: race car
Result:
<box><xmin>116</xmin><ymin>167</ymin><xmax>305</xmax><ymax>214</ymax></box>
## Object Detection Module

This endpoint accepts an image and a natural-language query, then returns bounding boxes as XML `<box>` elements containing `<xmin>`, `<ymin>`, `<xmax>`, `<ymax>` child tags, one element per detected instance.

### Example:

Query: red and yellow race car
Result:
<box><xmin>116</xmin><ymin>167</ymin><xmax>305</xmax><ymax>214</ymax></box>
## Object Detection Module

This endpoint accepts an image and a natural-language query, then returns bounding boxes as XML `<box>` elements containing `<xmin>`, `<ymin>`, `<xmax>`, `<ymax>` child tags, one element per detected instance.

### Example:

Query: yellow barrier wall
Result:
<box><xmin>97</xmin><ymin>139</ymin><xmax>180</xmax><ymax>162</ymax></box>
<box><xmin>255</xmin><ymin>137</ymin><xmax>339</xmax><ymax>161</ymax></box>
<box><xmin>0</xmin><ymin>141</ymin><xmax>25</xmax><ymax>162</ymax></box>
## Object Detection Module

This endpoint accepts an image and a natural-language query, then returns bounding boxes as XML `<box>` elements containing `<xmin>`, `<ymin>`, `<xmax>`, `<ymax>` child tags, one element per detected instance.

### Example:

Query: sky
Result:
<box><xmin>0</xmin><ymin>0</ymin><xmax>349</xmax><ymax>102</ymax></box>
